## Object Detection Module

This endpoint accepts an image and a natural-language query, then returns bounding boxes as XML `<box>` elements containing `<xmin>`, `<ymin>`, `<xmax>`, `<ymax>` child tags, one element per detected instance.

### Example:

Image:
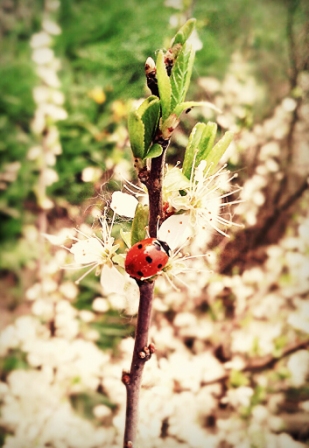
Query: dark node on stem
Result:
<box><xmin>164</xmin><ymin>45</ymin><xmax>181</xmax><ymax>76</ymax></box>
<box><xmin>138</xmin><ymin>167</ymin><xmax>150</xmax><ymax>185</ymax></box>
<box><xmin>145</xmin><ymin>57</ymin><xmax>159</xmax><ymax>97</ymax></box>
<box><xmin>148</xmin><ymin>343</ymin><xmax>156</xmax><ymax>354</ymax></box>
<box><xmin>138</xmin><ymin>351</ymin><xmax>146</xmax><ymax>359</ymax></box>
<box><xmin>122</xmin><ymin>371</ymin><xmax>131</xmax><ymax>386</ymax></box>
<box><xmin>138</xmin><ymin>345</ymin><xmax>154</xmax><ymax>360</ymax></box>
<box><xmin>162</xmin><ymin>202</ymin><xmax>176</xmax><ymax>220</ymax></box>
<box><xmin>185</xmin><ymin>108</ymin><xmax>192</xmax><ymax>114</ymax></box>
<box><xmin>155</xmin><ymin>135</ymin><xmax>170</xmax><ymax>150</ymax></box>
<box><xmin>143</xmin><ymin>346</ymin><xmax>150</xmax><ymax>356</ymax></box>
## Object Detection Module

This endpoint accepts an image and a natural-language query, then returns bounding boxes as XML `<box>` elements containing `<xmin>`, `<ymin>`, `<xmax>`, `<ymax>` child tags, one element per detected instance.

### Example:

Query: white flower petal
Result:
<box><xmin>70</xmin><ymin>238</ymin><xmax>103</xmax><ymax>264</ymax></box>
<box><xmin>110</xmin><ymin>191</ymin><xmax>138</xmax><ymax>218</ymax></box>
<box><xmin>100</xmin><ymin>265</ymin><xmax>126</xmax><ymax>295</ymax></box>
<box><xmin>158</xmin><ymin>214</ymin><xmax>192</xmax><ymax>250</ymax></box>
<box><xmin>163</xmin><ymin>166</ymin><xmax>190</xmax><ymax>193</ymax></box>
<box><xmin>32</xmin><ymin>48</ymin><xmax>54</xmax><ymax>65</ymax></box>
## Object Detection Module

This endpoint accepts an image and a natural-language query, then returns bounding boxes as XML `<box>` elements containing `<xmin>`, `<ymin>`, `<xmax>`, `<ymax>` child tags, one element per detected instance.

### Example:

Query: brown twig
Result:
<box><xmin>146</xmin><ymin>145</ymin><xmax>169</xmax><ymax>237</ymax></box>
<box><xmin>123</xmin><ymin>280</ymin><xmax>155</xmax><ymax>447</ymax></box>
<box><xmin>123</xmin><ymin>147</ymin><xmax>167</xmax><ymax>447</ymax></box>
<box><xmin>201</xmin><ymin>339</ymin><xmax>309</xmax><ymax>386</ymax></box>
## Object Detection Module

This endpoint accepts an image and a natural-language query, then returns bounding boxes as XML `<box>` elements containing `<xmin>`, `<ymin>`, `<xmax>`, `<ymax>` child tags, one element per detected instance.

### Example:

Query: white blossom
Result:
<box><xmin>287</xmin><ymin>350</ymin><xmax>309</xmax><ymax>387</ymax></box>
<box><xmin>164</xmin><ymin>161</ymin><xmax>241</xmax><ymax>237</ymax></box>
<box><xmin>288</xmin><ymin>300</ymin><xmax>309</xmax><ymax>333</ymax></box>
<box><xmin>110</xmin><ymin>191</ymin><xmax>138</xmax><ymax>218</ymax></box>
<box><xmin>92</xmin><ymin>297</ymin><xmax>110</xmax><ymax>313</ymax></box>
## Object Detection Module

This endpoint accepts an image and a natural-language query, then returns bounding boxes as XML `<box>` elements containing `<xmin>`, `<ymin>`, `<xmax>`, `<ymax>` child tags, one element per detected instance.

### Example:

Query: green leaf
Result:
<box><xmin>128</xmin><ymin>96</ymin><xmax>160</xmax><ymax>159</ymax></box>
<box><xmin>144</xmin><ymin>143</ymin><xmax>163</xmax><ymax>159</ymax></box>
<box><xmin>171</xmin><ymin>18</ymin><xmax>196</xmax><ymax>46</ymax></box>
<box><xmin>173</xmin><ymin>101</ymin><xmax>221</xmax><ymax>118</ymax></box>
<box><xmin>120</xmin><ymin>229</ymin><xmax>132</xmax><ymax>248</ymax></box>
<box><xmin>182</xmin><ymin>123</ymin><xmax>204</xmax><ymax>179</ymax></box>
<box><xmin>112</xmin><ymin>253</ymin><xmax>125</xmax><ymax>268</ymax></box>
<box><xmin>182</xmin><ymin>122</ymin><xmax>217</xmax><ymax>179</ymax></box>
<box><xmin>128</xmin><ymin>111</ymin><xmax>145</xmax><ymax>158</ymax></box>
<box><xmin>137</xmin><ymin>95</ymin><xmax>158</xmax><ymax>115</ymax></box>
<box><xmin>170</xmin><ymin>43</ymin><xmax>195</xmax><ymax>111</ymax></box>
<box><xmin>206</xmin><ymin>131</ymin><xmax>234</xmax><ymax>174</ymax></box>
<box><xmin>131</xmin><ymin>204</ymin><xmax>149</xmax><ymax>246</ymax></box>
<box><xmin>156</xmin><ymin>50</ymin><xmax>171</xmax><ymax>121</ymax></box>
<box><xmin>140</xmin><ymin>96</ymin><xmax>160</xmax><ymax>154</ymax></box>
<box><xmin>198</xmin><ymin>122</ymin><xmax>218</xmax><ymax>161</ymax></box>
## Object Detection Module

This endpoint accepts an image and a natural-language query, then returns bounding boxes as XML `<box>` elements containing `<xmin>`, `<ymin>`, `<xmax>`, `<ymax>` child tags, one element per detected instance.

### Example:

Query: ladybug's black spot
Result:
<box><xmin>137</xmin><ymin>271</ymin><xmax>144</xmax><ymax>277</ymax></box>
<box><xmin>137</xmin><ymin>244</ymin><xmax>143</xmax><ymax>249</ymax></box>
<box><xmin>157</xmin><ymin>263</ymin><xmax>163</xmax><ymax>269</ymax></box>
<box><xmin>146</xmin><ymin>256</ymin><xmax>153</xmax><ymax>264</ymax></box>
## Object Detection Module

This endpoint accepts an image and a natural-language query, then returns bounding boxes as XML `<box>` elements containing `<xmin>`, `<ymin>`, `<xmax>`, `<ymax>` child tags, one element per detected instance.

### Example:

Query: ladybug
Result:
<box><xmin>125</xmin><ymin>238</ymin><xmax>171</xmax><ymax>280</ymax></box>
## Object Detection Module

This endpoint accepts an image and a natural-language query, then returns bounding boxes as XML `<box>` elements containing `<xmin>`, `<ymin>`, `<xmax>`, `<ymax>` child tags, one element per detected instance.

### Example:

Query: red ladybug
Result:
<box><xmin>125</xmin><ymin>238</ymin><xmax>171</xmax><ymax>280</ymax></box>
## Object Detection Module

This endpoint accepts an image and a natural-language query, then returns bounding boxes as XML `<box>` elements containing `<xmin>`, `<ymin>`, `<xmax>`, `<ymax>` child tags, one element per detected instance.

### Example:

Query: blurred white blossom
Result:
<box><xmin>287</xmin><ymin>350</ymin><xmax>309</xmax><ymax>387</ymax></box>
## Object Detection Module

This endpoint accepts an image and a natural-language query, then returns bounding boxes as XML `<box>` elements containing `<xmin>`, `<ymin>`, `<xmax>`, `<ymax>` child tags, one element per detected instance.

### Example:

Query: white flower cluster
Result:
<box><xmin>27</xmin><ymin>0</ymin><xmax>67</xmax><ymax>210</ymax></box>
<box><xmin>235</xmin><ymin>103</ymin><xmax>295</xmax><ymax>226</ymax></box>
<box><xmin>198</xmin><ymin>52</ymin><xmax>265</xmax><ymax>134</ymax></box>
<box><xmin>163</xmin><ymin>161</ymin><xmax>241</xmax><ymax>238</ymax></box>
<box><xmin>1</xmin><ymin>180</ymin><xmax>308</xmax><ymax>447</ymax></box>
<box><xmin>0</xmin><ymin>161</ymin><xmax>21</xmax><ymax>192</ymax></box>
<box><xmin>197</xmin><ymin>52</ymin><xmax>308</xmax><ymax>227</ymax></box>
<box><xmin>40</xmin><ymin>148</ymin><xmax>239</xmax><ymax>294</ymax></box>
<box><xmin>0</xmin><ymin>306</ymin><xmax>117</xmax><ymax>447</ymax></box>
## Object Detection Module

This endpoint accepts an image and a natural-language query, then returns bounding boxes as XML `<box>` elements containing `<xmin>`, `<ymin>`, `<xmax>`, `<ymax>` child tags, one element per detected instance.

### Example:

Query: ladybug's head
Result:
<box><xmin>157</xmin><ymin>240</ymin><xmax>171</xmax><ymax>257</ymax></box>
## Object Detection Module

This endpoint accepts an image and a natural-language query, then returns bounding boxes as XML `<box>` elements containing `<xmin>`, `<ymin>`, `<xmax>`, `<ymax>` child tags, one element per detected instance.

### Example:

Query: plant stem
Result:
<box><xmin>123</xmin><ymin>280</ymin><xmax>155</xmax><ymax>447</ymax></box>
<box><xmin>147</xmin><ymin>150</ymin><xmax>166</xmax><ymax>237</ymax></box>
<box><xmin>123</xmin><ymin>150</ymin><xmax>167</xmax><ymax>447</ymax></box>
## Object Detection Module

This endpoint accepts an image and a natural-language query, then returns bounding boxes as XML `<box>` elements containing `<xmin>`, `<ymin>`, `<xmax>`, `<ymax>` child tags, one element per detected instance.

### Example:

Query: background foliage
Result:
<box><xmin>0</xmin><ymin>0</ymin><xmax>308</xmax><ymax>447</ymax></box>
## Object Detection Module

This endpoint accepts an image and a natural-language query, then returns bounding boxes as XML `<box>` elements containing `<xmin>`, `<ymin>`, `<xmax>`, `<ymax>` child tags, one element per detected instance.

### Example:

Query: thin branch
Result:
<box><xmin>201</xmin><ymin>339</ymin><xmax>309</xmax><ymax>386</ymax></box>
<box><xmin>123</xmin><ymin>280</ymin><xmax>155</xmax><ymax>447</ymax></box>
<box><xmin>123</xmin><ymin>142</ymin><xmax>168</xmax><ymax>447</ymax></box>
<box><xmin>147</xmin><ymin>147</ymin><xmax>168</xmax><ymax>237</ymax></box>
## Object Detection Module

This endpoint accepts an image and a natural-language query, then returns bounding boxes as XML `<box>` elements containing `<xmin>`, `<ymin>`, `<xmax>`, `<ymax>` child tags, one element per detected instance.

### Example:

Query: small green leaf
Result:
<box><xmin>170</xmin><ymin>43</ymin><xmax>195</xmax><ymax>111</ymax></box>
<box><xmin>198</xmin><ymin>122</ymin><xmax>218</xmax><ymax>161</ymax></box>
<box><xmin>140</xmin><ymin>97</ymin><xmax>160</xmax><ymax>154</ymax></box>
<box><xmin>173</xmin><ymin>101</ymin><xmax>221</xmax><ymax>118</ymax></box>
<box><xmin>182</xmin><ymin>122</ymin><xmax>217</xmax><ymax>179</ymax></box>
<box><xmin>128</xmin><ymin>96</ymin><xmax>160</xmax><ymax>159</ymax></box>
<box><xmin>206</xmin><ymin>131</ymin><xmax>234</xmax><ymax>174</ymax></box>
<box><xmin>128</xmin><ymin>111</ymin><xmax>145</xmax><ymax>158</ymax></box>
<box><xmin>182</xmin><ymin>123</ymin><xmax>204</xmax><ymax>179</ymax></box>
<box><xmin>171</xmin><ymin>18</ymin><xmax>196</xmax><ymax>46</ymax></box>
<box><xmin>131</xmin><ymin>204</ymin><xmax>149</xmax><ymax>246</ymax></box>
<box><xmin>120</xmin><ymin>229</ymin><xmax>132</xmax><ymax>248</ymax></box>
<box><xmin>144</xmin><ymin>143</ymin><xmax>163</xmax><ymax>159</ymax></box>
<box><xmin>156</xmin><ymin>50</ymin><xmax>171</xmax><ymax>121</ymax></box>
<box><xmin>112</xmin><ymin>253</ymin><xmax>125</xmax><ymax>268</ymax></box>
<box><xmin>137</xmin><ymin>95</ymin><xmax>158</xmax><ymax>115</ymax></box>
